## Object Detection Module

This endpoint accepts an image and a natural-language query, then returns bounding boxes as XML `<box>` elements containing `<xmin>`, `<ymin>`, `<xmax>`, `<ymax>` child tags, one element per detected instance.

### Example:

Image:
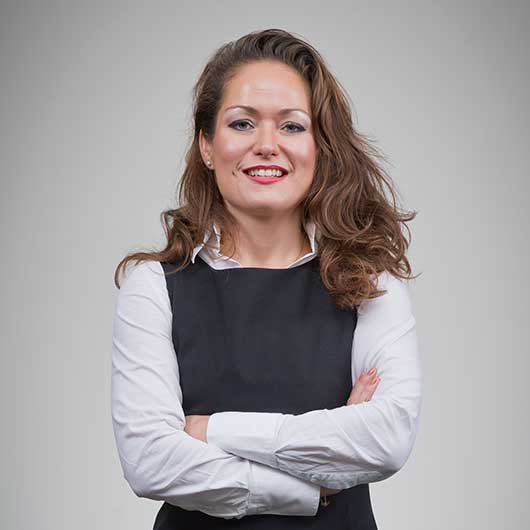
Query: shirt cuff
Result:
<box><xmin>246</xmin><ymin>461</ymin><xmax>321</xmax><ymax>516</ymax></box>
<box><xmin>207</xmin><ymin>411</ymin><xmax>283</xmax><ymax>467</ymax></box>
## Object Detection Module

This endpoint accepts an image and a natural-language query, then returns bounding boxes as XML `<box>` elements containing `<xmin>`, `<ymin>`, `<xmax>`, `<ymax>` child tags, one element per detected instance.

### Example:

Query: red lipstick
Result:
<box><xmin>242</xmin><ymin>164</ymin><xmax>288</xmax><ymax>185</ymax></box>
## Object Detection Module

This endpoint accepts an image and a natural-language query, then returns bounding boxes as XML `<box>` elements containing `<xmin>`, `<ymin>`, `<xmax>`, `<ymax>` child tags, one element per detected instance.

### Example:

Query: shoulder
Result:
<box><xmin>352</xmin><ymin>271</ymin><xmax>417</xmax><ymax>365</ymax></box>
<box><xmin>357</xmin><ymin>271</ymin><xmax>414</xmax><ymax>329</ymax></box>
<box><xmin>118</xmin><ymin>260</ymin><xmax>167</xmax><ymax>299</ymax></box>
<box><xmin>113</xmin><ymin>261</ymin><xmax>173</xmax><ymax>344</ymax></box>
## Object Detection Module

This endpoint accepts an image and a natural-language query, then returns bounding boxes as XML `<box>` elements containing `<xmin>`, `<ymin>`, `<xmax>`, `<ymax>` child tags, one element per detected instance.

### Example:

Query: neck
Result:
<box><xmin>220</xmin><ymin>212</ymin><xmax>312</xmax><ymax>268</ymax></box>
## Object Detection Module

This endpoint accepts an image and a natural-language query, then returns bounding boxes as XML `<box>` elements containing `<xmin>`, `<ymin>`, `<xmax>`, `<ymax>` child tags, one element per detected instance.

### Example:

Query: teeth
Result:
<box><xmin>247</xmin><ymin>169</ymin><xmax>285</xmax><ymax>177</ymax></box>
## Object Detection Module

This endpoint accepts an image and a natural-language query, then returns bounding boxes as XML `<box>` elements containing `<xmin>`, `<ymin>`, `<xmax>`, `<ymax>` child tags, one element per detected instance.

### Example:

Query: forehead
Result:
<box><xmin>221</xmin><ymin>61</ymin><xmax>311</xmax><ymax>113</ymax></box>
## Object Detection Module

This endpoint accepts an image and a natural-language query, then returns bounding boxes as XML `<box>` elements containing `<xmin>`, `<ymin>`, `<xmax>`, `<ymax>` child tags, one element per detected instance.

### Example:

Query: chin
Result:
<box><xmin>238</xmin><ymin>200</ymin><xmax>291</xmax><ymax>216</ymax></box>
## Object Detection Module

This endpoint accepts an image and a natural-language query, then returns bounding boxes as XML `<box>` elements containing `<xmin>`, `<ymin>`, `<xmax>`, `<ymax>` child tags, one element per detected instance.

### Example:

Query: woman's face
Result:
<box><xmin>200</xmin><ymin>60</ymin><xmax>316</xmax><ymax>220</ymax></box>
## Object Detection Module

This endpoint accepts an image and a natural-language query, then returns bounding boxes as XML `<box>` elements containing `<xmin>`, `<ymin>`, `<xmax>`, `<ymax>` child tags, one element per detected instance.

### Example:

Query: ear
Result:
<box><xmin>199</xmin><ymin>129</ymin><xmax>213</xmax><ymax>168</ymax></box>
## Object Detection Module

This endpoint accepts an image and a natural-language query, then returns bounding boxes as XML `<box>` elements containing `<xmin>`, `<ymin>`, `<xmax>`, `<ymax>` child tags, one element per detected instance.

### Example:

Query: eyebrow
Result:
<box><xmin>224</xmin><ymin>105</ymin><xmax>311</xmax><ymax>119</ymax></box>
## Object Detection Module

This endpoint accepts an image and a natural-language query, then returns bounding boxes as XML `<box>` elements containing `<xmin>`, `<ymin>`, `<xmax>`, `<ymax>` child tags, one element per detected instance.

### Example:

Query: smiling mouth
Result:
<box><xmin>242</xmin><ymin>169</ymin><xmax>288</xmax><ymax>178</ymax></box>
<box><xmin>241</xmin><ymin>169</ymin><xmax>288</xmax><ymax>184</ymax></box>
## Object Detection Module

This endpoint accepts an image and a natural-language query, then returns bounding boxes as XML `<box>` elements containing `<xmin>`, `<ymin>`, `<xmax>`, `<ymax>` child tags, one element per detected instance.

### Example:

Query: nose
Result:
<box><xmin>252</xmin><ymin>122</ymin><xmax>279</xmax><ymax>158</ymax></box>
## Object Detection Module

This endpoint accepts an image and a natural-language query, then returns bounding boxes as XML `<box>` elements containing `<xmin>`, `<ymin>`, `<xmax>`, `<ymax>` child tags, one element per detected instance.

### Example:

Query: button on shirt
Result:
<box><xmin>111</xmin><ymin>220</ymin><xmax>423</xmax><ymax>519</ymax></box>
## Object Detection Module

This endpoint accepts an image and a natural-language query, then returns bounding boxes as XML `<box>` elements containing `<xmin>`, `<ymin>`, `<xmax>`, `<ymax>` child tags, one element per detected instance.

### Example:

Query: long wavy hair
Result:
<box><xmin>114</xmin><ymin>28</ymin><xmax>418</xmax><ymax>309</ymax></box>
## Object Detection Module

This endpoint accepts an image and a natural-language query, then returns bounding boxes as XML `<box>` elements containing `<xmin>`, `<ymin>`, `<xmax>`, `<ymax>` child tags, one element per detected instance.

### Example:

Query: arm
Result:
<box><xmin>206</xmin><ymin>271</ymin><xmax>423</xmax><ymax>490</ymax></box>
<box><xmin>111</xmin><ymin>261</ymin><xmax>321</xmax><ymax>519</ymax></box>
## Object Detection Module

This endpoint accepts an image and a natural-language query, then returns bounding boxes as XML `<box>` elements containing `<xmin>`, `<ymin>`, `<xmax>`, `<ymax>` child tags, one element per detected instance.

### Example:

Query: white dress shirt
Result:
<box><xmin>111</xmin><ymin>220</ymin><xmax>422</xmax><ymax>519</ymax></box>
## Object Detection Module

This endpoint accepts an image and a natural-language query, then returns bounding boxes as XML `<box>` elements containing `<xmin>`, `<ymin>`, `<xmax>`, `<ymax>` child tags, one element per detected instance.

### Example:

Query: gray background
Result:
<box><xmin>1</xmin><ymin>1</ymin><xmax>529</xmax><ymax>529</ymax></box>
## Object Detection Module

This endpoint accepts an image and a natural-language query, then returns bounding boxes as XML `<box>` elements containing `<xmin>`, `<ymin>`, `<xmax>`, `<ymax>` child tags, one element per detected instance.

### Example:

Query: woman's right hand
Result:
<box><xmin>346</xmin><ymin>368</ymin><xmax>380</xmax><ymax>406</ymax></box>
<box><xmin>320</xmin><ymin>368</ymin><xmax>380</xmax><ymax>498</ymax></box>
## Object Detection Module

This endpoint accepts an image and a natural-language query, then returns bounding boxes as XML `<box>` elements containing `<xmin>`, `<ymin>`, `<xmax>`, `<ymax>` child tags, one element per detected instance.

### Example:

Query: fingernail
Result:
<box><xmin>368</xmin><ymin>368</ymin><xmax>376</xmax><ymax>375</ymax></box>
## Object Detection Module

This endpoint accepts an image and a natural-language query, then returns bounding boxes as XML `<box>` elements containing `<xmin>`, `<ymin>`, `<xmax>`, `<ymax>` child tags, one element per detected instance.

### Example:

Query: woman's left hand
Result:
<box><xmin>184</xmin><ymin>414</ymin><xmax>210</xmax><ymax>442</ymax></box>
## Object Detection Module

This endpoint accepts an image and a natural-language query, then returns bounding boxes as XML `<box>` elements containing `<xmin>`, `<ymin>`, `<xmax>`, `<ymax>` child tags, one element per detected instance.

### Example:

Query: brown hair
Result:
<box><xmin>114</xmin><ymin>28</ymin><xmax>419</xmax><ymax>309</ymax></box>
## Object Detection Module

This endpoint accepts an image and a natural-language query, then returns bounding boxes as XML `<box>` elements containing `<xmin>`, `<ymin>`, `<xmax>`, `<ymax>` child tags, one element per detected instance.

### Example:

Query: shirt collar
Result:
<box><xmin>191</xmin><ymin>220</ymin><xmax>318</xmax><ymax>264</ymax></box>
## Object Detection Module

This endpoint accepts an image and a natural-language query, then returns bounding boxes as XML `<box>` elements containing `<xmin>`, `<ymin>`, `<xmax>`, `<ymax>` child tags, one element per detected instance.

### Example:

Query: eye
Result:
<box><xmin>283</xmin><ymin>122</ymin><xmax>306</xmax><ymax>133</ymax></box>
<box><xmin>229</xmin><ymin>120</ymin><xmax>253</xmax><ymax>131</ymax></box>
<box><xmin>228</xmin><ymin>120</ymin><xmax>306</xmax><ymax>133</ymax></box>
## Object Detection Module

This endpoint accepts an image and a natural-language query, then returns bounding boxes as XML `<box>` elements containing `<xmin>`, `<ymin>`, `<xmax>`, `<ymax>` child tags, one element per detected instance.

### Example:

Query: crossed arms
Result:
<box><xmin>111</xmin><ymin>261</ymin><xmax>422</xmax><ymax>519</ymax></box>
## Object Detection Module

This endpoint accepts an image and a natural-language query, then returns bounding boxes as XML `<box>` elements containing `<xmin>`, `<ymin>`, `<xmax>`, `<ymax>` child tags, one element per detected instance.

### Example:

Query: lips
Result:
<box><xmin>243</xmin><ymin>168</ymin><xmax>287</xmax><ymax>185</ymax></box>
<box><xmin>242</xmin><ymin>164</ymin><xmax>289</xmax><ymax>176</ymax></box>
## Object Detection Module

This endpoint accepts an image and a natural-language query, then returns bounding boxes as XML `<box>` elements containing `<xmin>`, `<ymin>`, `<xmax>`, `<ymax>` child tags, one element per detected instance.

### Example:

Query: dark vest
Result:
<box><xmin>154</xmin><ymin>255</ymin><xmax>378</xmax><ymax>529</ymax></box>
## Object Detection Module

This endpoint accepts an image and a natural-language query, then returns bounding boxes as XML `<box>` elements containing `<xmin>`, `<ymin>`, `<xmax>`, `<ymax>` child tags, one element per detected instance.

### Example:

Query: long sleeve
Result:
<box><xmin>206</xmin><ymin>271</ymin><xmax>423</xmax><ymax>490</ymax></box>
<box><xmin>111</xmin><ymin>261</ymin><xmax>321</xmax><ymax>519</ymax></box>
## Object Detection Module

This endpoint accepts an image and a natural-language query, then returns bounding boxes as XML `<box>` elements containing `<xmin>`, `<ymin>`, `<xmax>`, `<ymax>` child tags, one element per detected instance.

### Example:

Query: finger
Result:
<box><xmin>347</xmin><ymin>370</ymin><xmax>379</xmax><ymax>404</ymax></box>
<box><xmin>347</xmin><ymin>373</ymin><xmax>375</xmax><ymax>404</ymax></box>
<box><xmin>358</xmin><ymin>375</ymin><xmax>378</xmax><ymax>397</ymax></box>
<box><xmin>352</xmin><ymin>370</ymin><xmax>377</xmax><ymax>391</ymax></box>
<box><xmin>361</xmin><ymin>376</ymin><xmax>380</xmax><ymax>401</ymax></box>
<box><xmin>360</xmin><ymin>370</ymin><xmax>377</xmax><ymax>382</ymax></box>
<box><xmin>351</xmin><ymin>372</ymin><xmax>377</xmax><ymax>395</ymax></box>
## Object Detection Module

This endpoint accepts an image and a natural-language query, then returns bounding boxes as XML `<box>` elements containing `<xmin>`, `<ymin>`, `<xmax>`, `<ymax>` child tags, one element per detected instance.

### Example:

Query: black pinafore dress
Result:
<box><xmin>154</xmin><ymin>255</ymin><xmax>378</xmax><ymax>529</ymax></box>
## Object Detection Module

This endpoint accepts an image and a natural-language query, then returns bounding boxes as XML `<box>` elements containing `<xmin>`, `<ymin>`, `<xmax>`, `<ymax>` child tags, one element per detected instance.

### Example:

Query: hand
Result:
<box><xmin>320</xmin><ymin>486</ymin><xmax>342</xmax><ymax>497</ymax></box>
<box><xmin>184</xmin><ymin>414</ymin><xmax>210</xmax><ymax>443</ymax></box>
<box><xmin>346</xmin><ymin>368</ymin><xmax>380</xmax><ymax>406</ymax></box>
<box><xmin>320</xmin><ymin>368</ymin><xmax>380</xmax><ymax>499</ymax></box>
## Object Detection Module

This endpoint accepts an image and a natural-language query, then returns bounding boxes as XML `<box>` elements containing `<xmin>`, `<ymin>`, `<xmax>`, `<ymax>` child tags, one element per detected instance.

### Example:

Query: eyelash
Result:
<box><xmin>229</xmin><ymin>120</ymin><xmax>306</xmax><ymax>133</ymax></box>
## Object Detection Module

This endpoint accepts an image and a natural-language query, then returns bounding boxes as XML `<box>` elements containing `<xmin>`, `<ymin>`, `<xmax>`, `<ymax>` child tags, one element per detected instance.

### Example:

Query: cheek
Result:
<box><xmin>292</xmin><ymin>137</ymin><xmax>316</xmax><ymax>167</ymax></box>
<box><xmin>214</xmin><ymin>132</ymin><xmax>248</xmax><ymax>163</ymax></box>
<box><xmin>295</xmin><ymin>142</ymin><xmax>317</xmax><ymax>189</ymax></box>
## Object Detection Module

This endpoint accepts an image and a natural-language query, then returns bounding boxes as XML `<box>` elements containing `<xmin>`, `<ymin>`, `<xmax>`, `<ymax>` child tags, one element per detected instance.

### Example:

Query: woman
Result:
<box><xmin>111</xmin><ymin>28</ymin><xmax>422</xmax><ymax>529</ymax></box>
